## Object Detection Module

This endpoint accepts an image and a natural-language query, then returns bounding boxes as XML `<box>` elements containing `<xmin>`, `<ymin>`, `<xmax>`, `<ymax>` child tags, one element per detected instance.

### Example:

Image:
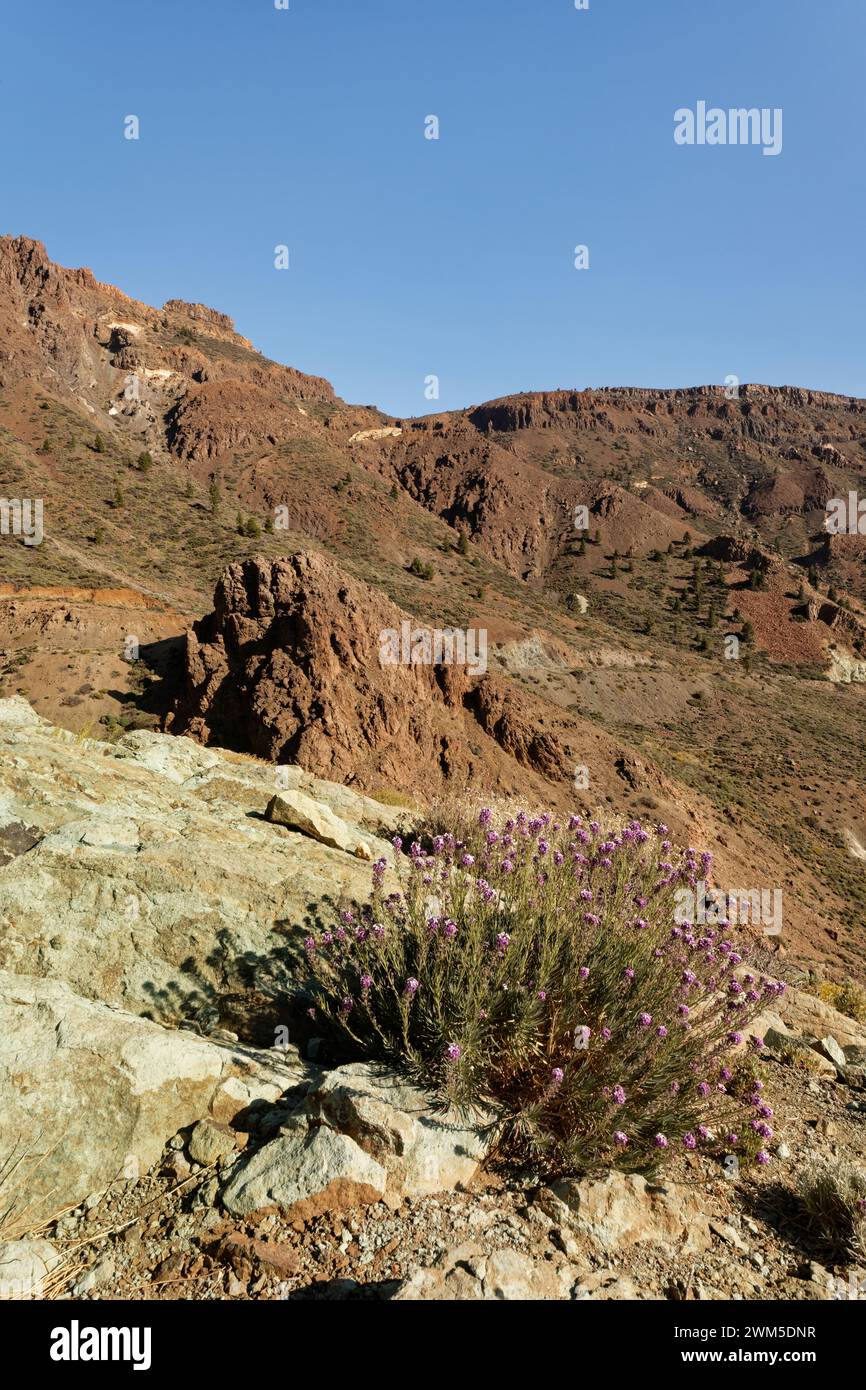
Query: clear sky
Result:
<box><xmin>1</xmin><ymin>0</ymin><xmax>863</xmax><ymax>416</ymax></box>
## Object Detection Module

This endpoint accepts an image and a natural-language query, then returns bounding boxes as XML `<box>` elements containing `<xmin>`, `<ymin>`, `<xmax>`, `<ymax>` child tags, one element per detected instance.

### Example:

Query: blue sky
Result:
<box><xmin>1</xmin><ymin>0</ymin><xmax>863</xmax><ymax>416</ymax></box>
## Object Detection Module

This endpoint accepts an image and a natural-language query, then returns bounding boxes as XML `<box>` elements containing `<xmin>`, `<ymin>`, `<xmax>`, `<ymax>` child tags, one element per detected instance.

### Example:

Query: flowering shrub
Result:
<box><xmin>301</xmin><ymin>809</ymin><xmax>781</xmax><ymax>1176</ymax></box>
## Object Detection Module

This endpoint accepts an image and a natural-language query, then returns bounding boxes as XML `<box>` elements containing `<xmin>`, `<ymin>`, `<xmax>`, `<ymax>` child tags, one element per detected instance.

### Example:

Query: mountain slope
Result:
<box><xmin>1</xmin><ymin>234</ymin><xmax>864</xmax><ymax>982</ymax></box>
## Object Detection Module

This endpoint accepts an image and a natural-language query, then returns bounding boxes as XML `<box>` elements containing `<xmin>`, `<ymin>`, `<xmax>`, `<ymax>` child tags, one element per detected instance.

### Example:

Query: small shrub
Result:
<box><xmin>812</xmin><ymin>979</ymin><xmax>866</xmax><ymax>1025</ymax></box>
<box><xmin>409</xmin><ymin>557</ymin><xmax>434</xmax><ymax>580</ymax></box>
<box><xmin>137</xmin><ymin>451</ymin><xmax>153</xmax><ymax>472</ymax></box>
<box><xmin>797</xmin><ymin>1156</ymin><xmax>866</xmax><ymax>1261</ymax></box>
<box><xmin>301</xmin><ymin>810</ymin><xmax>774</xmax><ymax>1177</ymax></box>
<box><xmin>777</xmin><ymin>1040</ymin><xmax>826</xmax><ymax>1075</ymax></box>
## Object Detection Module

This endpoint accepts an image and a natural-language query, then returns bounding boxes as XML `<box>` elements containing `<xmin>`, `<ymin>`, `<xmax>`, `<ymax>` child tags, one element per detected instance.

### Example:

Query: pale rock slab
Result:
<box><xmin>550</xmin><ymin>1171</ymin><xmax>712</xmax><ymax>1254</ymax></box>
<box><xmin>220</xmin><ymin>1123</ymin><xmax>387</xmax><ymax>1219</ymax></box>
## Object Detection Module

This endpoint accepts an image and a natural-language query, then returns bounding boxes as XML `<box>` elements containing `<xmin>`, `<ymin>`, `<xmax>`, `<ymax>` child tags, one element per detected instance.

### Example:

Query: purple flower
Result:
<box><xmin>698</xmin><ymin>1082</ymin><xmax>710</xmax><ymax>1098</ymax></box>
<box><xmin>756</xmin><ymin>1150</ymin><xmax>770</xmax><ymax>1167</ymax></box>
<box><xmin>303</xmin><ymin>936</ymin><xmax>316</xmax><ymax>953</ymax></box>
<box><xmin>479</xmin><ymin>807</ymin><xmax>493</xmax><ymax>827</ymax></box>
<box><xmin>551</xmin><ymin>1067</ymin><xmax>564</xmax><ymax>1085</ymax></box>
<box><xmin>683</xmin><ymin>1133</ymin><xmax>697</xmax><ymax>1150</ymax></box>
<box><xmin>537</xmin><ymin>989</ymin><xmax>547</xmax><ymax>1001</ymax></box>
<box><xmin>728</xmin><ymin>1031</ymin><xmax>743</xmax><ymax>1045</ymax></box>
<box><xmin>726</xmin><ymin>1133</ymin><xmax>739</xmax><ymax>1146</ymax></box>
<box><xmin>656</xmin><ymin>1025</ymin><xmax>668</xmax><ymax>1038</ymax></box>
<box><xmin>579</xmin><ymin>966</ymin><xmax>590</xmax><ymax>979</ymax></box>
<box><xmin>495</xmin><ymin>931</ymin><xmax>511</xmax><ymax>954</ymax></box>
<box><xmin>653</xmin><ymin>1133</ymin><xmax>669</xmax><ymax>1149</ymax></box>
<box><xmin>446</xmin><ymin>1042</ymin><xmax>461</xmax><ymax>1063</ymax></box>
<box><xmin>613</xmin><ymin>1130</ymin><xmax>629</xmax><ymax>1147</ymax></box>
<box><xmin>624</xmin><ymin>967</ymin><xmax>635</xmax><ymax>980</ymax></box>
<box><xmin>404</xmin><ymin>977</ymin><xmax>419</xmax><ymax>996</ymax></box>
<box><xmin>442</xmin><ymin>919</ymin><xmax>458</xmax><ymax>939</ymax></box>
<box><xmin>613</xmin><ymin>1084</ymin><xmax>626</xmax><ymax>1105</ymax></box>
<box><xmin>638</xmin><ymin>1012</ymin><xmax>653</xmax><ymax>1028</ymax></box>
<box><xmin>360</xmin><ymin>973</ymin><xmax>373</xmax><ymax>993</ymax></box>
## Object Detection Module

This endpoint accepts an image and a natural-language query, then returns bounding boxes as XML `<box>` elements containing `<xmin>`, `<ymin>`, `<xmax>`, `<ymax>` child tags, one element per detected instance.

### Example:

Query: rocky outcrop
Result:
<box><xmin>0</xmin><ymin>971</ymin><xmax>317</xmax><ymax>1226</ymax></box>
<box><xmin>0</xmin><ymin>696</ymin><xmax>398</xmax><ymax>1022</ymax></box>
<box><xmin>170</xmin><ymin>552</ymin><xmax>579</xmax><ymax>798</ymax></box>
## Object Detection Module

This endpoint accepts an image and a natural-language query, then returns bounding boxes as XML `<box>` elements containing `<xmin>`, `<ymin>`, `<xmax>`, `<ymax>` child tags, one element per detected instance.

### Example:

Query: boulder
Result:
<box><xmin>266</xmin><ymin>791</ymin><xmax>373</xmax><ymax>859</ymax></box>
<box><xmin>778</xmin><ymin>988</ymin><xmax>866</xmax><ymax>1052</ymax></box>
<box><xmin>763</xmin><ymin>1027</ymin><xmax>837</xmax><ymax>1076</ymax></box>
<box><xmin>306</xmin><ymin>1062</ymin><xmax>492</xmax><ymax>1197</ymax></box>
<box><xmin>220</xmin><ymin>1122</ymin><xmax>387</xmax><ymax>1220</ymax></box>
<box><xmin>816</xmin><ymin>1036</ymin><xmax>847</xmax><ymax>1072</ymax></box>
<box><xmin>550</xmin><ymin>1172</ymin><xmax>712</xmax><ymax>1254</ymax></box>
